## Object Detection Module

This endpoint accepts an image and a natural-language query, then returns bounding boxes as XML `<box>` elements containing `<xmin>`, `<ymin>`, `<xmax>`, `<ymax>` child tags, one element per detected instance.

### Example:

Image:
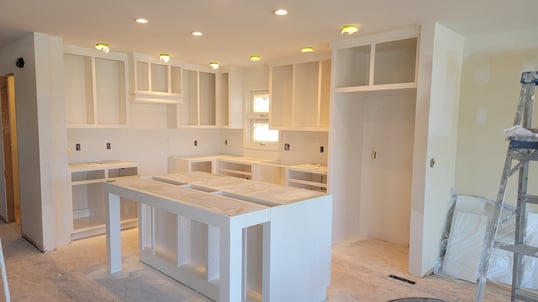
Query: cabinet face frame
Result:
<box><xmin>64</xmin><ymin>45</ymin><xmax>129</xmax><ymax>128</ymax></box>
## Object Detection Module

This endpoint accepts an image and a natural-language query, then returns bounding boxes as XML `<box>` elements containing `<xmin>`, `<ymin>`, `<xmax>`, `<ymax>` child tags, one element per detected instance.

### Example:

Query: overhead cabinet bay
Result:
<box><xmin>129</xmin><ymin>53</ymin><xmax>230</xmax><ymax>128</ymax></box>
<box><xmin>334</xmin><ymin>37</ymin><xmax>417</xmax><ymax>92</ymax></box>
<box><xmin>64</xmin><ymin>45</ymin><xmax>128</xmax><ymax>127</ymax></box>
<box><xmin>129</xmin><ymin>53</ymin><xmax>183</xmax><ymax>104</ymax></box>
<box><xmin>270</xmin><ymin>59</ymin><xmax>331</xmax><ymax>130</ymax></box>
<box><xmin>172</xmin><ymin>69</ymin><xmax>217</xmax><ymax>127</ymax></box>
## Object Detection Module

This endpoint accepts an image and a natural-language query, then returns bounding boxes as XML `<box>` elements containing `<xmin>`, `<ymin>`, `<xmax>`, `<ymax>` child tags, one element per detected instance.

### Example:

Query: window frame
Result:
<box><xmin>243</xmin><ymin>89</ymin><xmax>280</xmax><ymax>150</ymax></box>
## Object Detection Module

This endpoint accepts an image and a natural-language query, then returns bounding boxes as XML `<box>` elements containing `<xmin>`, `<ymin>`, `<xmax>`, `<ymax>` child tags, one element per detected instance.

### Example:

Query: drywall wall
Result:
<box><xmin>328</xmin><ymin>93</ymin><xmax>364</xmax><ymax>243</ymax></box>
<box><xmin>455</xmin><ymin>28</ymin><xmax>538</xmax><ymax>203</ymax></box>
<box><xmin>0</xmin><ymin>33</ymin><xmax>44</xmax><ymax>249</ymax></box>
<box><xmin>278</xmin><ymin>131</ymin><xmax>328</xmax><ymax>165</ymax></box>
<box><xmin>409</xmin><ymin>23</ymin><xmax>464</xmax><ymax>276</ymax></box>
<box><xmin>67</xmin><ymin>128</ymin><xmax>236</xmax><ymax>176</ymax></box>
<box><xmin>34</xmin><ymin>33</ymin><xmax>71</xmax><ymax>250</ymax></box>
<box><xmin>0</xmin><ymin>33</ymin><xmax>70</xmax><ymax>251</ymax></box>
<box><xmin>359</xmin><ymin>93</ymin><xmax>415</xmax><ymax>246</ymax></box>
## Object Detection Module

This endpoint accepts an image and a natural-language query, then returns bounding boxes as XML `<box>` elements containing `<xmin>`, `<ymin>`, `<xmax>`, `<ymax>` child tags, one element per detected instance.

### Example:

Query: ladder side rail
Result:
<box><xmin>475</xmin><ymin>148</ymin><xmax>515</xmax><ymax>302</ymax></box>
<box><xmin>521</xmin><ymin>83</ymin><xmax>535</xmax><ymax>128</ymax></box>
<box><xmin>512</xmin><ymin>158</ymin><xmax>530</xmax><ymax>301</ymax></box>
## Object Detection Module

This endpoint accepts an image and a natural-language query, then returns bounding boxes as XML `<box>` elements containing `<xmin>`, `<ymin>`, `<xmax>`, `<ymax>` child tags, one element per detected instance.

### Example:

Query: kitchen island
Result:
<box><xmin>105</xmin><ymin>172</ymin><xmax>332</xmax><ymax>302</ymax></box>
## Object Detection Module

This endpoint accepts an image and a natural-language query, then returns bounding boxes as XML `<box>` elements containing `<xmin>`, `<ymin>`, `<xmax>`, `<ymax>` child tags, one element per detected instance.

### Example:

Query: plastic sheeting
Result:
<box><xmin>489</xmin><ymin>212</ymin><xmax>538</xmax><ymax>289</ymax></box>
<box><xmin>437</xmin><ymin>195</ymin><xmax>538</xmax><ymax>290</ymax></box>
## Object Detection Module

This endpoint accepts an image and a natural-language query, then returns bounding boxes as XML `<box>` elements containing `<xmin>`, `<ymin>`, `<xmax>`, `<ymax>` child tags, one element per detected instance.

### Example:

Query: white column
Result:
<box><xmin>219</xmin><ymin>222</ymin><xmax>243</xmax><ymax>302</ymax></box>
<box><xmin>106</xmin><ymin>193</ymin><xmax>122</xmax><ymax>273</ymax></box>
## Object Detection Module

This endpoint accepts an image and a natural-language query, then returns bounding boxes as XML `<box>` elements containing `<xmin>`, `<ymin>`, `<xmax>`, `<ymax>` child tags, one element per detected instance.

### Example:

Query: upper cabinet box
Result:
<box><xmin>64</xmin><ymin>45</ymin><xmax>128</xmax><ymax>128</ymax></box>
<box><xmin>269</xmin><ymin>57</ymin><xmax>331</xmax><ymax>131</ymax></box>
<box><xmin>166</xmin><ymin>68</ymin><xmax>218</xmax><ymax>127</ymax></box>
<box><xmin>333</xmin><ymin>32</ymin><xmax>418</xmax><ymax>92</ymax></box>
<box><xmin>129</xmin><ymin>53</ymin><xmax>184</xmax><ymax>104</ymax></box>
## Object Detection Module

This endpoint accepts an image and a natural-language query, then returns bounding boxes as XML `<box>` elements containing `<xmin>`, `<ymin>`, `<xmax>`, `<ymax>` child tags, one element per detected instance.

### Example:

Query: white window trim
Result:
<box><xmin>243</xmin><ymin>88</ymin><xmax>280</xmax><ymax>151</ymax></box>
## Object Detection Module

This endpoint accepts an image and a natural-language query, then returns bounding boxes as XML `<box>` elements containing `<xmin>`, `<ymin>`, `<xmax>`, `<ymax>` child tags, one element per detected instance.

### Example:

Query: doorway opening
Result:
<box><xmin>0</xmin><ymin>74</ymin><xmax>21</xmax><ymax>232</ymax></box>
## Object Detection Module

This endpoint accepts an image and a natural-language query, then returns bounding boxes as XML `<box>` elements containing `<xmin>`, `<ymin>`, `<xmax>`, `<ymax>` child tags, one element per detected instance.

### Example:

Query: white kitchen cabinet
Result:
<box><xmin>128</xmin><ymin>53</ymin><xmax>183</xmax><ymax>104</ymax></box>
<box><xmin>64</xmin><ymin>45</ymin><xmax>128</xmax><ymax>128</ymax></box>
<box><xmin>217</xmin><ymin>158</ymin><xmax>253</xmax><ymax>179</ymax></box>
<box><xmin>329</xmin><ymin>24</ymin><xmax>464</xmax><ymax>276</ymax></box>
<box><xmin>333</xmin><ymin>35</ymin><xmax>417</xmax><ymax>92</ymax></box>
<box><xmin>69</xmin><ymin>161</ymin><xmax>139</xmax><ymax>240</ymax></box>
<box><xmin>168</xmin><ymin>155</ymin><xmax>222</xmax><ymax>174</ymax></box>
<box><xmin>286</xmin><ymin>164</ymin><xmax>327</xmax><ymax>192</ymax></box>
<box><xmin>269</xmin><ymin>58</ymin><xmax>331</xmax><ymax>131</ymax></box>
<box><xmin>217</xmin><ymin>67</ymin><xmax>244</xmax><ymax>129</ymax></box>
<box><xmin>166</xmin><ymin>68</ymin><xmax>220</xmax><ymax>127</ymax></box>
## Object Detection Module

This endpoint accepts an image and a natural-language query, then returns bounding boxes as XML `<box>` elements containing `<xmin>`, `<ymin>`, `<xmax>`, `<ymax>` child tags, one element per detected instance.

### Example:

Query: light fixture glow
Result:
<box><xmin>273</xmin><ymin>9</ymin><xmax>288</xmax><ymax>16</ymax></box>
<box><xmin>209</xmin><ymin>61</ymin><xmax>219</xmax><ymax>69</ymax></box>
<box><xmin>95</xmin><ymin>43</ymin><xmax>110</xmax><ymax>53</ymax></box>
<box><xmin>192</xmin><ymin>31</ymin><xmax>203</xmax><ymax>37</ymax></box>
<box><xmin>160</xmin><ymin>53</ymin><xmax>170</xmax><ymax>63</ymax></box>
<box><xmin>135</xmin><ymin>18</ymin><xmax>148</xmax><ymax>24</ymax></box>
<box><xmin>250</xmin><ymin>55</ymin><xmax>261</xmax><ymax>61</ymax></box>
<box><xmin>341</xmin><ymin>24</ymin><xmax>359</xmax><ymax>35</ymax></box>
<box><xmin>301</xmin><ymin>47</ymin><xmax>314</xmax><ymax>53</ymax></box>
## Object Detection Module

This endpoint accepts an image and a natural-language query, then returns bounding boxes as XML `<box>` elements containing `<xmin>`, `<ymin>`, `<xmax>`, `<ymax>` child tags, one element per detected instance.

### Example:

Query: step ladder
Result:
<box><xmin>475</xmin><ymin>71</ymin><xmax>538</xmax><ymax>302</ymax></box>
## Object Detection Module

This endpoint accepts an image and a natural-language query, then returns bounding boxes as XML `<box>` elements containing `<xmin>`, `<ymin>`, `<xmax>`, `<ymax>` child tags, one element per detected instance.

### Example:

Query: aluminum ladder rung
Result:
<box><xmin>522</xmin><ymin>194</ymin><xmax>538</xmax><ymax>205</ymax></box>
<box><xmin>514</xmin><ymin>288</ymin><xmax>538</xmax><ymax>302</ymax></box>
<box><xmin>510</xmin><ymin>150</ymin><xmax>538</xmax><ymax>162</ymax></box>
<box><xmin>494</xmin><ymin>242</ymin><xmax>538</xmax><ymax>257</ymax></box>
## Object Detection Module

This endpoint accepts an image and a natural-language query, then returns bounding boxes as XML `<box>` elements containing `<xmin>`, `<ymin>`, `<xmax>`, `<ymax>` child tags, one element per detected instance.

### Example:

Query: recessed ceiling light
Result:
<box><xmin>135</xmin><ymin>18</ymin><xmax>148</xmax><ymax>24</ymax></box>
<box><xmin>209</xmin><ymin>62</ymin><xmax>219</xmax><ymax>69</ymax></box>
<box><xmin>341</xmin><ymin>24</ymin><xmax>359</xmax><ymax>35</ymax></box>
<box><xmin>95</xmin><ymin>43</ymin><xmax>110</xmax><ymax>53</ymax></box>
<box><xmin>273</xmin><ymin>9</ymin><xmax>288</xmax><ymax>16</ymax></box>
<box><xmin>192</xmin><ymin>31</ymin><xmax>203</xmax><ymax>37</ymax></box>
<box><xmin>250</xmin><ymin>55</ymin><xmax>261</xmax><ymax>61</ymax></box>
<box><xmin>301</xmin><ymin>47</ymin><xmax>314</xmax><ymax>53</ymax></box>
<box><xmin>160</xmin><ymin>54</ymin><xmax>170</xmax><ymax>63</ymax></box>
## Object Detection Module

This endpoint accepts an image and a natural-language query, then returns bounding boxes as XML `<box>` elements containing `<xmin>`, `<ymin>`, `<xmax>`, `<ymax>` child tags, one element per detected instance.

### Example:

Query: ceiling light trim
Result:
<box><xmin>273</xmin><ymin>9</ymin><xmax>288</xmax><ymax>16</ymax></box>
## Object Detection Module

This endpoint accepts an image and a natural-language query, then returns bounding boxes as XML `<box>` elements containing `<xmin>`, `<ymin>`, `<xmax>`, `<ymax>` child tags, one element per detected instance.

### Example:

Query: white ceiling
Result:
<box><xmin>0</xmin><ymin>0</ymin><xmax>537</xmax><ymax>67</ymax></box>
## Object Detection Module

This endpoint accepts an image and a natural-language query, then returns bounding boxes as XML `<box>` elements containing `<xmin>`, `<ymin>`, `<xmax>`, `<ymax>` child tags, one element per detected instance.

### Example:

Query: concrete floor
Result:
<box><xmin>0</xmin><ymin>223</ymin><xmax>509</xmax><ymax>302</ymax></box>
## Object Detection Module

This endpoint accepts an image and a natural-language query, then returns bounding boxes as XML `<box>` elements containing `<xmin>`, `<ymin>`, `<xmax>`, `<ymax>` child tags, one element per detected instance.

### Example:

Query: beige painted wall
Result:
<box><xmin>455</xmin><ymin>31</ymin><xmax>538</xmax><ymax>204</ymax></box>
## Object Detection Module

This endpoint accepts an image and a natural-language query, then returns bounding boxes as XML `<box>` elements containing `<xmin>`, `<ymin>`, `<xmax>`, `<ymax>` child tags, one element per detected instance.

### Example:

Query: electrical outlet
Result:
<box><xmin>106</xmin><ymin>143</ymin><xmax>111</xmax><ymax>150</ymax></box>
<box><xmin>75</xmin><ymin>143</ymin><xmax>81</xmax><ymax>151</ymax></box>
<box><xmin>284</xmin><ymin>143</ymin><xmax>290</xmax><ymax>151</ymax></box>
<box><xmin>320</xmin><ymin>146</ymin><xmax>324</xmax><ymax>153</ymax></box>
<box><xmin>194</xmin><ymin>140</ymin><xmax>198</xmax><ymax>146</ymax></box>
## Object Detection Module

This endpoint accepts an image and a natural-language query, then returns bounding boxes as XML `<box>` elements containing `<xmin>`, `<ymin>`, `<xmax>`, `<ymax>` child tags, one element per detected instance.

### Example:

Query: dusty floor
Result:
<box><xmin>0</xmin><ymin>223</ymin><xmax>510</xmax><ymax>302</ymax></box>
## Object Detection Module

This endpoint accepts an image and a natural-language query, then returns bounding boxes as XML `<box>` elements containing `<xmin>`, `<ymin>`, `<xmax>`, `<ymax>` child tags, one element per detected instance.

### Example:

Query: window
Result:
<box><xmin>245</xmin><ymin>90</ymin><xmax>279</xmax><ymax>149</ymax></box>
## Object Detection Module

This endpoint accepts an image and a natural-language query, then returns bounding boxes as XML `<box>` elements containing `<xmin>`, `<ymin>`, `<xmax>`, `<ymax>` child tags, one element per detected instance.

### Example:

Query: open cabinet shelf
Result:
<box><xmin>69</xmin><ymin>161</ymin><xmax>139</xmax><ymax>240</ymax></box>
<box><xmin>334</xmin><ymin>37</ymin><xmax>417</xmax><ymax>91</ymax></box>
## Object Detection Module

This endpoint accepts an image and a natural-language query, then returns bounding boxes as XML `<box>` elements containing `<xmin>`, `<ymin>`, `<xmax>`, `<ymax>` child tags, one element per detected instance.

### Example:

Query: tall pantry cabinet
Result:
<box><xmin>328</xmin><ymin>23</ymin><xmax>464</xmax><ymax>276</ymax></box>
